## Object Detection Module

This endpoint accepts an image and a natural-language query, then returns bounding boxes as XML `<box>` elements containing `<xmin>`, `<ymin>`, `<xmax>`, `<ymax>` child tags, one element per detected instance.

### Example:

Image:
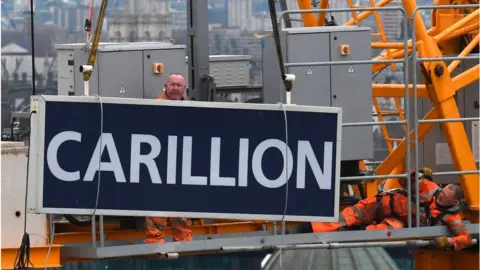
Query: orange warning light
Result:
<box><xmin>339</xmin><ymin>44</ymin><xmax>350</xmax><ymax>56</ymax></box>
<box><xmin>153</xmin><ymin>63</ymin><xmax>164</xmax><ymax>74</ymax></box>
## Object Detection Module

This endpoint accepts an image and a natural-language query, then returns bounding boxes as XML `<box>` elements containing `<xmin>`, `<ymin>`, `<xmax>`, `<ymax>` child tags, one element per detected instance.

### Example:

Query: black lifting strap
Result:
<box><xmin>424</xmin><ymin>189</ymin><xmax>442</xmax><ymax>226</ymax></box>
<box><xmin>267</xmin><ymin>0</ymin><xmax>294</xmax><ymax>92</ymax></box>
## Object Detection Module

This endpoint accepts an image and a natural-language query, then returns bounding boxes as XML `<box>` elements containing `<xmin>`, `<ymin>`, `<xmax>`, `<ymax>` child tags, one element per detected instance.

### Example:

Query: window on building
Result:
<box><xmin>129</xmin><ymin>30</ymin><xmax>136</xmax><ymax>42</ymax></box>
<box><xmin>158</xmin><ymin>31</ymin><xmax>165</xmax><ymax>41</ymax></box>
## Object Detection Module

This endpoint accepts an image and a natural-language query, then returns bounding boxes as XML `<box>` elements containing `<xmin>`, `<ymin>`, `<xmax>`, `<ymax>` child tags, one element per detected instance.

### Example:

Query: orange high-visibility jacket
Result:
<box><xmin>156</xmin><ymin>92</ymin><xmax>187</xmax><ymax>100</ymax></box>
<box><xmin>312</xmin><ymin>189</ymin><xmax>411</xmax><ymax>232</ymax></box>
<box><xmin>421</xmin><ymin>197</ymin><xmax>473</xmax><ymax>251</ymax></box>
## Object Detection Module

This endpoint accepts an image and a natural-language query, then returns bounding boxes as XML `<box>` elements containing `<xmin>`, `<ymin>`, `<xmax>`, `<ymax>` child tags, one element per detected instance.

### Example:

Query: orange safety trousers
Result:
<box><xmin>145</xmin><ymin>217</ymin><xmax>193</xmax><ymax>244</ymax></box>
<box><xmin>365</xmin><ymin>217</ymin><xmax>405</xmax><ymax>230</ymax></box>
<box><xmin>312</xmin><ymin>193</ymin><xmax>410</xmax><ymax>233</ymax></box>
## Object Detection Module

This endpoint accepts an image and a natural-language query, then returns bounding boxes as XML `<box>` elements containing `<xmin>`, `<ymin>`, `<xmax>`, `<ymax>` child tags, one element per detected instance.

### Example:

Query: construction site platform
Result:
<box><xmin>60</xmin><ymin>224</ymin><xmax>479</xmax><ymax>260</ymax></box>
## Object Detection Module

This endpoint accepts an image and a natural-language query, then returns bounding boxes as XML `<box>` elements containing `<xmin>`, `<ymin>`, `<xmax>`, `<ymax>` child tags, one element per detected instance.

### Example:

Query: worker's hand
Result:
<box><xmin>433</xmin><ymin>236</ymin><xmax>450</xmax><ymax>249</ymax></box>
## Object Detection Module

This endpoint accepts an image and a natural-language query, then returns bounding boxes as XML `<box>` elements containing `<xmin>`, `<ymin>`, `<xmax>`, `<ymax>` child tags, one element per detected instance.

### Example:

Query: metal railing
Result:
<box><xmin>277</xmin><ymin>7</ymin><xmax>416</xmax><ymax>227</ymax></box>
<box><xmin>64</xmin><ymin>4</ymin><xmax>480</xmax><ymax>252</ymax></box>
<box><xmin>278</xmin><ymin>5</ymin><xmax>480</xmax><ymax>230</ymax></box>
<box><xmin>412</xmin><ymin>3</ymin><xmax>480</xmax><ymax>227</ymax></box>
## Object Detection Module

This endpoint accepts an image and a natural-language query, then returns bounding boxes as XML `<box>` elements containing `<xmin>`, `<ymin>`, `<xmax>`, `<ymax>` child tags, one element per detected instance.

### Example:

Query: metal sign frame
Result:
<box><xmin>27</xmin><ymin>95</ymin><xmax>343</xmax><ymax>222</ymax></box>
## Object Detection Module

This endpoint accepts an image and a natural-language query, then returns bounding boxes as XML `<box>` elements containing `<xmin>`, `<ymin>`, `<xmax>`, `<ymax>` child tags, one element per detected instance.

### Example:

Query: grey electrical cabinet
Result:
<box><xmin>209</xmin><ymin>55</ymin><xmax>251</xmax><ymax>87</ymax></box>
<box><xmin>262</xmin><ymin>26</ymin><xmax>374</xmax><ymax>161</ymax></box>
<box><xmin>55</xmin><ymin>42</ymin><xmax>188</xmax><ymax>99</ymax></box>
<box><xmin>184</xmin><ymin>55</ymin><xmax>252</xmax><ymax>87</ymax></box>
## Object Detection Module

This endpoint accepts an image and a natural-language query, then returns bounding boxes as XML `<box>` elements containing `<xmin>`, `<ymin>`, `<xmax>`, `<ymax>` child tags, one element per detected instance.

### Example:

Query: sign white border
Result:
<box><xmin>28</xmin><ymin>95</ymin><xmax>343</xmax><ymax>222</ymax></box>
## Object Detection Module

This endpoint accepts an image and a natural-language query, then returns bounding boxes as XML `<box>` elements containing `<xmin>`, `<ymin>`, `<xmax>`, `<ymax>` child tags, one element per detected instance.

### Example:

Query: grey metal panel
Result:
<box><xmin>142</xmin><ymin>48</ymin><xmax>188</xmax><ymax>99</ymax></box>
<box><xmin>283</xmin><ymin>26</ymin><xmax>371</xmax><ymax>35</ymax></box>
<box><xmin>286</xmin><ymin>32</ymin><xmax>331</xmax><ymax>107</ymax></box>
<box><xmin>60</xmin><ymin>224</ymin><xmax>479</xmax><ymax>259</ymax></box>
<box><xmin>261</xmin><ymin>36</ymin><xmax>285</xmax><ymax>104</ymax></box>
<box><xmin>55</xmin><ymin>42</ymin><xmax>184</xmax><ymax>52</ymax></box>
<box><xmin>97</xmin><ymin>51</ymin><xmax>144</xmax><ymax>98</ymax></box>
<box><xmin>55</xmin><ymin>46</ymin><xmax>75</xmax><ymax>96</ymax></box>
<box><xmin>330</xmin><ymin>29</ymin><xmax>374</xmax><ymax>161</ymax></box>
<box><xmin>462</xmin><ymin>55</ymin><xmax>479</xmax><ymax>165</ymax></box>
<box><xmin>209</xmin><ymin>55</ymin><xmax>252</xmax><ymax>61</ymax></box>
<box><xmin>186</xmin><ymin>0</ymin><xmax>210</xmax><ymax>101</ymax></box>
<box><xmin>209</xmin><ymin>55</ymin><xmax>251</xmax><ymax>87</ymax></box>
<box><xmin>96</xmin><ymin>43</ymin><xmax>185</xmax><ymax>52</ymax></box>
<box><xmin>57</xmin><ymin>78</ymin><xmax>74</xmax><ymax>96</ymax></box>
<box><xmin>73</xmin><ymin>48</ymin><xmax>100</xmax><ymax>96</ymax></box>
<box><xmin>56</xmin><ymin>49</ymin><xmax>75</xmax><ymax>80</ymax></box>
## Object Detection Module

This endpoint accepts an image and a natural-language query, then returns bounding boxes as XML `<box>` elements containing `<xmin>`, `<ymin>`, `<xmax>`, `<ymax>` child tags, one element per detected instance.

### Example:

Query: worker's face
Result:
<box><xmin>436</xmin><ymin>185</ymin><xmax>458</xmax><ymax>207</ymax></box>
<box><xmin>164</xmin><ymin>75</ymin><xmax>186</xmax><ymax>100</ymax></box>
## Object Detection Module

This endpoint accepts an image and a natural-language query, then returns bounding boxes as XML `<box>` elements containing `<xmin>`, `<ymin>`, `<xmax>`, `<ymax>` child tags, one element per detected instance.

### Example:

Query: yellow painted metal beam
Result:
<box><xmin>296</xmin><ymin>0</ymin><xmax>317</xmax><ymax>26</ymax></box>
<box><xmin>407</xmin><ymin>0</ymin><xmax>479</xmax><ymax>211</ymax></box>
<box><xmin>316</xmin><ymin>0</ymin><xmax>329</xmax><ymax>26</ymax></box>
<box><xmin>344</xmin><ymin>0</ymin><xmax>392</xmax><ymax>26</ymax></box>
<box><xmin>414</xmin><ymin>249</ymin><xmax>480</xmax><ymax>270</ymax></box>
<box><xmin>374</xmin><ymin>65</ymin><xmax>479</xmax><ymax>190</ymax></box>
<box><xmin>1</xmin><ymin>245</ymin><xmax>62</xmax><ymax>269</ymax></box>
<box><xmin>372</xmin><ymin>84</ymin><xmax>429</xmax><ymax>98</ymax></box>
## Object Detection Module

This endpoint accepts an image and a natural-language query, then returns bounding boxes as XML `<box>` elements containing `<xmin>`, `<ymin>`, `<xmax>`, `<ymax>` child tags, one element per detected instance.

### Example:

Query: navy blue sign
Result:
<box><xmin>32</xmin><ymin>96</ymin><xmax>342</xmax><ymax>222</ymax></box>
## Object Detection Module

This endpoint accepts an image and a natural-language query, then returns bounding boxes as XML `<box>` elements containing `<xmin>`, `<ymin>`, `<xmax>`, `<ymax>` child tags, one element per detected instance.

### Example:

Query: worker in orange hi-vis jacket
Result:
<box><xmin>309</xmin><ymin>167</ymin><xmax>440</xmax><ymax>233</ymax></box>
<box><xmin>379</xmin><ymin>167</ymin><xmax>441</xmax><ymax>206</ymax></box>
<box><xmin>425</xmin><ymin>184</ymin><xmax>473</xmax><ymax>251</ymax></box>
<box><xmin>404</xmin><ymin>167</ymin><xmax>441</xmax><ymax>206</ymax></box>
<box><xmin>144</xmin><ymin>73</ymin><xmax>192</xmax><ymax>244</ymax></box>
<box><xmin>155</xmin><ymin>73</ymin><xmax>188</xmax><ymax>101</ymax></box>
<box><xmin>309</xmin><ymin>187</ymin><xmax>412</xmax><ymax>233</ymax></box>
<box><xmin>374</xmin><ymin>167</ymin><xmax>440</xmax><ymax>227</ymax></box>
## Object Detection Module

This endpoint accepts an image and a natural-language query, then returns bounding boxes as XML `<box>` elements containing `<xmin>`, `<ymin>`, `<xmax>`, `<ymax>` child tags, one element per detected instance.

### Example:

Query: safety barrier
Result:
<box><xmin>279</xmin><ymin>4</ymin><xmax>480</xmax><ymax>229</ymax></box>
<box><xmin>411</xmin><ymin>4</ymin><xmax>480</xmax><ymax>226</ymax></box>
<box><xmin>277</xmin><ymin>6</ymin><xmax>417</xmax><ymax>227</ymax></box>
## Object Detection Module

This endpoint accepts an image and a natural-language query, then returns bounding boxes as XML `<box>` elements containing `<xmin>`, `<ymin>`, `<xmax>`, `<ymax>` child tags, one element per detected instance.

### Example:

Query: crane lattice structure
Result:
<box><xmin>292</xmin><ymin>0</ymin><xmax>479</xmax><ymax>218</ymax></box>
<box><xmin>1</xmin><ymin>0</ymin><xmax>478</xmax><ymax>268</ymax></box>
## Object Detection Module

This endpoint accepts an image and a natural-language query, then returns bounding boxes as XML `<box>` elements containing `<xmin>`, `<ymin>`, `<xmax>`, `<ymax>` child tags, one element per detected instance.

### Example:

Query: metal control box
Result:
<box><xmin>263</xmin><ymin>26</ymin><xmax>374</xmax><ymax>161</ymax></box>
<box><xmin>184</xmin><ymin>55</ymin><xmax>252</xmax><ymax>87</ymax></box>
<box><xmin>55</xmin><ymin>42</ymin><xmax>188</xmax><ymax>99</ymax></box>
<box><xmin>209</xmin><ymin>55</ymin><xmax>251</xmax><ymax>87</ymax></box>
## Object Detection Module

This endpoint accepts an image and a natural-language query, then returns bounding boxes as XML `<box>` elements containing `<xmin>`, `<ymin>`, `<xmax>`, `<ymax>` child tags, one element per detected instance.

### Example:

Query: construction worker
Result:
<box><xmin>379</xmin><ymin>167</ymin><xmax>440</xmax><ymax>202</ymax></box>
<box><xmin>306</xmin><ymin>167</ymin><xmax>439</xmax><ymax>233</ymax></box>
<box><xmin>308</xmin><ymin>187</ymin><xmax>412</xmax><ymax>233</ymax></box>
<box><xmin>404</xmin><ymin>167</ymin><xmax>440</xmax><ymax>206</ymax></box>
<box><xmin>145</xmin><ymin>73</ymin><xmax>192</xmax><ymax>244</ymax></box>
<box><xmin>426</xmin><ymin>184</ymin><xmax>473</xmax><ymax>251</ymax></box>
<box><xmin>366</xmin><ymin>168</ymin><xmax>440</xmax><ymax>230</ymax></box>
<box><xmin>155</xmin><ymin>73</ymin><xmax>188</xmax><ymax>100</ymax></box>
